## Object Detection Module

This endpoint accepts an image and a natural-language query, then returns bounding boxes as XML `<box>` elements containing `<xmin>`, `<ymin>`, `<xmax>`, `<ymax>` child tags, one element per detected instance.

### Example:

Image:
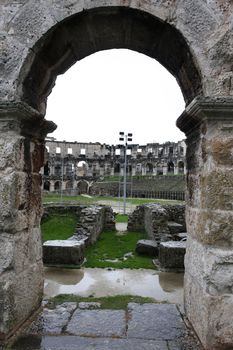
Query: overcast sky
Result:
<box><xmin>46</xmin><ymin>49</ymin><xmax>185</xmax><ymax>145</ymax></box>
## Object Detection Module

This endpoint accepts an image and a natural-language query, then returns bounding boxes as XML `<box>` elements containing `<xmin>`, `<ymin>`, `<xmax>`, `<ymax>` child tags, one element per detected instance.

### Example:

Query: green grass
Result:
<box><xmin>41</xmin><ymin>213</ymin><xmax>78</xmax><ymax>241</ymax></box>
<box><xmin>43</xmin><ymin>193</ymin><xmax>183</xmax><ymax>206</ymax></box>
<box><xmin>47</xmin><ymin>294</ymin><xmax>160</xmax><ymax>309</ymax></box>
<box><xmin>128</xmin><ymin>198</ymin><xmax>183</xmax><ymax>205</ymax></box>
<box><xmin>115</xmin><ymin>214</ymin><xmax>128</xmax><ymax>223</ymax></box>
<box><xmin>84</xmin><ymin>230</ymin><xmax>156</xmax><ymax>269</ymax></box>
<box><xmin>43</xmin><ymin>194</ymin><xmax>99</xmax><ymax>204</ymax></box>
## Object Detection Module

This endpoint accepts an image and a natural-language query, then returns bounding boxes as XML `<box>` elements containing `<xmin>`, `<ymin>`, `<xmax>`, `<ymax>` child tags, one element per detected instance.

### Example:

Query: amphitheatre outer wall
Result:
<box><xmin>0</xmin><ymin>1</ymin><xmax>233</xmax><ymax>349</ymax></box>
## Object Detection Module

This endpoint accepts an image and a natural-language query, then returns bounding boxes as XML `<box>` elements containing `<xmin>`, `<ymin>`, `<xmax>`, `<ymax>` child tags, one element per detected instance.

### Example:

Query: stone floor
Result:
<box><xmin>8</xmin><ymin>302</ymin><xmax>203</xmax><ymax>350</ymax></box>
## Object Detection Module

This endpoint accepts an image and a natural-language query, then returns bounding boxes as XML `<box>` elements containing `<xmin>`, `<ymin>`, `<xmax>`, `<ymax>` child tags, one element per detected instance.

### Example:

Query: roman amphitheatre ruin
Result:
<box><xmin>0</xmin><ymin>1</ymin><xmax>233</xmax><ymax>349</ymax></box>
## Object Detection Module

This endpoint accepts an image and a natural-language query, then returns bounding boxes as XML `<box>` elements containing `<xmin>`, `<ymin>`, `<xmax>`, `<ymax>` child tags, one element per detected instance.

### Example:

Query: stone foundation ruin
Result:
<box><xmin>129</xmin><ymin>203</ymin><xmax>187</xmax><ymax>270</ymax></box>
<box><xmin>128</xmin><ymin>204</ymin><xmax>186</xmax><ymax>242</ymax></box>
<box><xmin>42</xmin><ymin>205</ymin><xmax>115</xmax><ymax>266</ymax></box>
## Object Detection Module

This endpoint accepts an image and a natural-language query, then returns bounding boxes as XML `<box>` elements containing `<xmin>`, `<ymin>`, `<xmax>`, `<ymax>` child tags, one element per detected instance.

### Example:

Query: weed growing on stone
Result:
<box><xmin>47</xmin><ymin>294</ymin><xmax>162</xmax><ymax>310</ymax></box>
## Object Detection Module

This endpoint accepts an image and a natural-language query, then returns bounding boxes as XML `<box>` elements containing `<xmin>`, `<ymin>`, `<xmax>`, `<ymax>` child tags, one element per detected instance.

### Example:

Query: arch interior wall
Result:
<box><xmin>0</xmin><ymin>1</ymin><xmax>233</xmax><ymax>349</ymax></box>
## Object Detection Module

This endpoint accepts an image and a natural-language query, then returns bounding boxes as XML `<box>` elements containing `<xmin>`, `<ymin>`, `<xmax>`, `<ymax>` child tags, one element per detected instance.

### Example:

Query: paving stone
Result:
<box><xmin>28</xmin><ymin>303</ymin><xmax>77</xmax><ymax>335</ymax></box>
<box><xmin>12</xmin><ymin>335</ymin><xmax>169</xmax><ymax>349</ymax></box>
<box><xmin>127</xmin><ymin>303</ymin><xmax>186</xmax><ymax>340</ymax></box>
<box><xmin>168</xmin><ymin>340</ymin><xmax>202</xmax><ymax>350</ymax></box>
<box><xmin>42</xmin><ymin>336</ymin><xmax>169</xmax><ymax>350</ymax></box>
<box><xmin>66</xmin><ymin>309</ymin><xmax>126</xmax><ymax>337</ymax></box>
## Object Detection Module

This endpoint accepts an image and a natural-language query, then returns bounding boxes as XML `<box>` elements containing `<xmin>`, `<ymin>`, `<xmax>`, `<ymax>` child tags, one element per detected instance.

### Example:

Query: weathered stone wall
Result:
<box><xmin>0</xmin><ymin>104</ymin><xmax>55</xmax><ymax>342</ymax></box>
<box><xmin>144</xmin><ymin>205</ymin><xmax>170</xmax><ymax>242</ymax></box>
<box><xmin>127</xmin><ymin>206</ymin><xmax>145</xmax><ymax>232</ymax></box>
<box><xmin>177</xmin><ymin>100</ymin><xmax>233</xmax><ymax>349</ymax></box>
<box><xmin>163</xmin><ymin>205</ymin><xmax>186</xmax><ymax>227</ymax></box>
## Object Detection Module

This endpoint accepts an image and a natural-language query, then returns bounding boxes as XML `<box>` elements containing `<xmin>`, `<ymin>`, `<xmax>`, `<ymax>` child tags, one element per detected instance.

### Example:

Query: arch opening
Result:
<box><xmin>20</xmin><ymin>7</ymin><xmax>203</xmax><ymax>114</ymax></box>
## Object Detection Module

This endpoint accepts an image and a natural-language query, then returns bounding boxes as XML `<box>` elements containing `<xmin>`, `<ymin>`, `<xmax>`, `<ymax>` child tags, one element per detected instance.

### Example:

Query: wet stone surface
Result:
<box><xmin>11</xmin><ymin>303</ymin><xmax>203</xmax><ymax>350</ymax></box>
<box><xmin>127</xmin><ymin>303</ymin><xmax>185</xmax><ymax>340</ymax></box>
<box><xmin>67</xmin><ymin>309</ymin><xmax>126</xmax><ymax>337</ymax></box>
<box><xmin>27</xmin><ymin>303</ymin><xmax>77</xmax><ymax>335</ymax></box>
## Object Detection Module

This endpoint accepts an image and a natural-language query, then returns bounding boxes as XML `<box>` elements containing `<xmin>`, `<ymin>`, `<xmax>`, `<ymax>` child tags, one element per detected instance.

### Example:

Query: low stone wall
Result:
<box><xmin>162</xmin><ymin>205</ymin><xmax>186</xmax><ymax>227</ymax></box>
<box><xmin>144</xmin><ymin>204</ymin><xmax>170</xmax><ymax>241</ymax></box>
<box><xmin>128</xmin><ymin>204</ymin><xmax>186</xmax><ymax>243</ymax></box>
<box><xmin>70</xmin><ymin>205</ymin><xmax>115</xmax><ymax>245</ymax></box>
<box><xmin>42</xmin><ymin>204</ymin><xmax>85</xmax><ymax>223</ymax></box>
<box><xmin>127</xmin><ymin>205</ymin><xmax>145</xmax><ymax>232</ymax></box>
<box><xmin>42</xmin><ymin>204</ymin><xmax>115</xmax><ymax>256</ymax></box>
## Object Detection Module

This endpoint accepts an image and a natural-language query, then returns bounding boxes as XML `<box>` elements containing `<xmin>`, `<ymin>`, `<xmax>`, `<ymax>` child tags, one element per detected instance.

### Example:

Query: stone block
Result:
<box><xmin>43</xmin><ymin>240</ymin><xmax>85</xmax><ymax>266</ymax></box>
<box><xmin>167</xmin><ymin>222</ymin><xmax>184</xmax><ymax>235</ymax></box>
<box><xmin>0</xmin><ymin>263</ymin><xmax>43</xmax><ymax>339</ymax></box>
<box><xmin>67</xmin><ymin>309</ymin><xmax>126</xmax><ymax>337</ymax></box>
<box><xmin>174</xmin><ymin>232</ymin><xmax>187</xmax><ymax>241</ymax></box>
<box><xmin>159</xmin><ymin>241</ymin><xmax>186</xmax><ymax>270</ymax></box>
<box><xmin>135</xmin><ymin>239</ymin><xmax>158</xmax><ymax>256</ymax></box>
<box><xmin>13</xmin><ymin>228</ymin><xmax>43</xmax><ymax>274</ymax></box>
<box><xmin>127</xmin><ymin>303</ymin><xmax>185</xmax><ymax>340</ymax></box>
<box><xmin>186</xmin><ymin>206</ymin><xmax>233</xmax><ymax>245</ymax></box>
<box><xmin>0</xmin><ymin>136</ymin><xmax>24</xmax><ymax>171</ymax></box>
<box><xmin>0</xmin><ymin>234</ymin><xmax>14</xmax><ymax>274</ymax></box>
<box><xmin>184</xmin><ymin>237</ymin><xmax>233</xmax><ymax>348</ymax></box>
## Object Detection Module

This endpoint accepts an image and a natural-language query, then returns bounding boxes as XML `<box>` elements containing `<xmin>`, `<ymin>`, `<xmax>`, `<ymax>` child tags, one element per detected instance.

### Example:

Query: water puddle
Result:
<box><xmin>115</xmin><ymin>222</ymin><xmax>128</xmax><ymax>232</ymax></box>
<box><xmin>44</xmin><ymin>267</ymin><xmax>184</xmax><ymax>304</ymax></box>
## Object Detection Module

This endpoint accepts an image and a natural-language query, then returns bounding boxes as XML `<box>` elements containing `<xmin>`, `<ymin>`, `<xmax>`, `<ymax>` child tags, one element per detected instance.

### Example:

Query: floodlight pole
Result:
<box><xmin>119</xmin><ymin>132</ymin><xmax>133</xmax><ymax>215</ymax></box>
<box><xmin>60</xmin><ymin>156</ymin><xmax>64</xmax><ymax>202</ymax></box>
<box><xmin>123</xmin><ymin>138</ymin><xmax>127</xmax><ymax>215</ymax></box>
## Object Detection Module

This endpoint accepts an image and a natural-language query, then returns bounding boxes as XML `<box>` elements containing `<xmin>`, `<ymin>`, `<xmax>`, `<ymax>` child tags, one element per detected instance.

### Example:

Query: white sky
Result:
<box><xmin>46</xmin><ymin>49</ymin><xmax>185</xmax><ymax>145</ymax></box>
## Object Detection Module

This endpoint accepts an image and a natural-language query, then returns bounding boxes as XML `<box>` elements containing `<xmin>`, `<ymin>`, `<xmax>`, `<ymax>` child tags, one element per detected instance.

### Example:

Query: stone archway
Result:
<box><xmin>43</xmin><ymin>180</ymin><xmax>50</xmax><ymax>191</ymax></box>
<box><xmin>178</xmin><ymin>161</ymin><xmax>184</xmax><ymax>174</ymax></box>
<box><xmin>77</xmin><ymin>180</ymin><xmax>89</xmax><ymax>194</ymax></box>
<box><xmin>167</xmin><ymin>161</ymin><xmax>174</xmax><ymax>174</ymax></box>
<box><xmin>1</xmin><ymin>2</ymin><xmax>233</xmax><ymax>349</ymax></box>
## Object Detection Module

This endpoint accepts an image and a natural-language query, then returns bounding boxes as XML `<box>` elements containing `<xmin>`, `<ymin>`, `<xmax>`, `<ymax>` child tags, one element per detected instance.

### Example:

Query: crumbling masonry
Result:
<box><xmin>0</xmin><ymin>1</ymin><xmax>233</xmax><ymax>349</ymax></box>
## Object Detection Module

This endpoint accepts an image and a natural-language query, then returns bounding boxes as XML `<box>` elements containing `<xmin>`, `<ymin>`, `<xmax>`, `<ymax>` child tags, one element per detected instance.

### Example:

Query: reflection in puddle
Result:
<box><xmin>44</xmin><ymin>267</ymin><xmax>184</xmax><ymax>304</ymax></box>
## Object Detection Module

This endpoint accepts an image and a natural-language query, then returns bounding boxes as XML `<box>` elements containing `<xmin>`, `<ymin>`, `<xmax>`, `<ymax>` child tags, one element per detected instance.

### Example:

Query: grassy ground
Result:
<box><xmin>115</xmin><ymin>214</ymin><xmax>128</xmax><ymax>223</ymax></box>
<box><xmin>43</xmin><ymin>193</ymin><xmax>183</xmax><ymax>206</ymax></box>
<box><xmin>41</xmin><ymin>213</ymin><xmax>77</xmax><ymax>241</ymax></box>
<box><xmin>47</xmin><ymin>294</ymin><xmax>160</xmax><ymax>309</ymax></box>
<box><xmin>83</xmin><ymin>230</ymin><xmax>156</xmax><ymax>270</ymax></box>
